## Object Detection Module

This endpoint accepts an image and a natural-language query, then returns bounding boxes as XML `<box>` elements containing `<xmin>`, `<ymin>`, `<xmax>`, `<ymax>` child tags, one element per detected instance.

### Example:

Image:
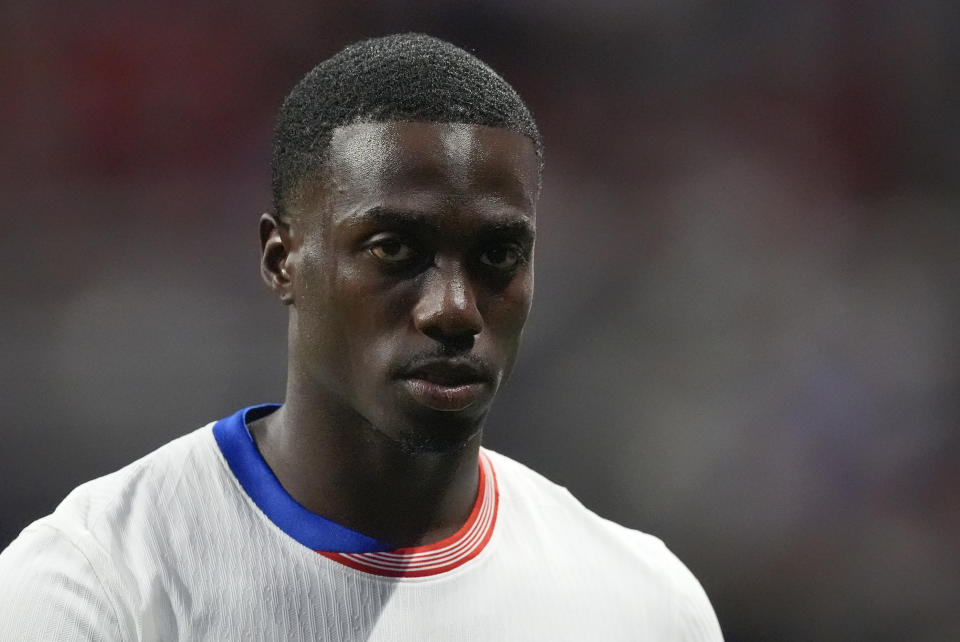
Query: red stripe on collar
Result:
<box><xmin>319</xmin><ymin>450</ymin><xmax>498</xmax><ymax>578</ymax></box>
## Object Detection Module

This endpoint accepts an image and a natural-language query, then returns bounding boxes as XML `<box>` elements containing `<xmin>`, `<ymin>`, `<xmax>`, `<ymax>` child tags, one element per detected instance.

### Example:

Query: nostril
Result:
<box><xmin>423</xmin><ymin>328</ymin><xmax>476</xmax><ymax>354</ymax></box>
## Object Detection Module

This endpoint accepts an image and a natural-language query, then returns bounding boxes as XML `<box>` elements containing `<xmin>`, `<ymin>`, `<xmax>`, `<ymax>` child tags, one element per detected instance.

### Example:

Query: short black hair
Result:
<box><xmin>271</xmin><ymin>33</ymin><xmax>542</xmax><ymax>217</ymax></box>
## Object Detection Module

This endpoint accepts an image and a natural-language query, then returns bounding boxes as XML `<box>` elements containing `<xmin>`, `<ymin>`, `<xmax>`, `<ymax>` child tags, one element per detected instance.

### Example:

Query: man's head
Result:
<box><xmin>260</xmin><ymin>34</ymin><xmax>541</xmax><ymax>453</ymax></box>
<box><xmin>271</xmin><ymin>33</ymin><xmax>542</xmax><ymax>220</ymax></box>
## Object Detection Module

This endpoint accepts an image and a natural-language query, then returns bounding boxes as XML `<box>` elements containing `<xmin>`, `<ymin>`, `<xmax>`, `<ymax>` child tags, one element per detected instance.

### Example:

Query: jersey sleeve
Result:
<box><xmin>664</xmin><ymin>545</ymin><xmax>725</xmax><ymax>642</ymax></box>
<box><xmin>0</xmin><ymin>524</ymin><xmax>124</xmax><ymax>642</ymax></box>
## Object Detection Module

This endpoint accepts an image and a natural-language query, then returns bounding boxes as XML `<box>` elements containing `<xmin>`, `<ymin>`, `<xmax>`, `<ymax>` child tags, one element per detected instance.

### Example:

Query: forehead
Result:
<box><xmin>322</xmin><ymin>121</ymin><xmax>540</xmax><ymax>221</ymax></box>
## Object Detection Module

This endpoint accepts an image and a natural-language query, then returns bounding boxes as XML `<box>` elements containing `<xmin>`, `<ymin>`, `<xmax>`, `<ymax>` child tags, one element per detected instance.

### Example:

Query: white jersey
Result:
<box><xmin>0</xmin><ymin>406</ymin><xmax>722</xmax><ymax>641</ymax></box>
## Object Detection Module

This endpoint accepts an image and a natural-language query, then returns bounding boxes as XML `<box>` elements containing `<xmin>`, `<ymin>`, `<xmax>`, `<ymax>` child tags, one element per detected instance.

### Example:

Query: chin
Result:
<box><xmin>393</xmin><ymin>428</ymin><xmax>480</xmax><ymax>455</ymax></box>
<box><xmin>390</xmin><ymin>411</ymin><xmax>485</xmax><ymax>455</ymax></box>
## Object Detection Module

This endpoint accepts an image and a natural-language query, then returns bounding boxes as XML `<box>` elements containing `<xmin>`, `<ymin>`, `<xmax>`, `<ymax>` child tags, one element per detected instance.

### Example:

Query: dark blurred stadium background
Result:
<box><xmin>2</xmin><ymin>2</ymin><xmax>958</xmax><ymax>640</ymax></box>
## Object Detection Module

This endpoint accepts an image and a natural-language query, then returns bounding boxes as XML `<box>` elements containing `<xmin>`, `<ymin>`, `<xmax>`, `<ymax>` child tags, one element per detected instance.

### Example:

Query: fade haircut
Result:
<box><xmin>271</xmin><ymin>33</ymin><xmax>542</xmax><ymax>217</ymax></box>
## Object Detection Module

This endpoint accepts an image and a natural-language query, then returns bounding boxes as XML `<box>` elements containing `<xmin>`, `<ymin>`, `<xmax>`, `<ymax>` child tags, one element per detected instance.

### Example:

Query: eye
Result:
<box><xmin>479</xmin><ymin>245</ymin><xmax>523</xmax><ymax>271</ymax></box>
<box><xmin>369</xmin><ymin>239</ymin><xmax>417</xmax><ymax>263</ymax></box>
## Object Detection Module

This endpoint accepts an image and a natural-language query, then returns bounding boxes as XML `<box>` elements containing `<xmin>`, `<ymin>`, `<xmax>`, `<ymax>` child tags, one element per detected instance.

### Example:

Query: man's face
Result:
<box><xmin>277</xmin><ymin>121</ymin><xmax>539</xmax><ymax>452</ymax></box>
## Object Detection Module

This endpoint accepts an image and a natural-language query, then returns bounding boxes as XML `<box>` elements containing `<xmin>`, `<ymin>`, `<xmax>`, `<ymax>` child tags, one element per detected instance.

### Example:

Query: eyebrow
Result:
<box><xmin>342</xmin><ymin>207</ymin><xmax>442</xmax><ymax>233</ymax></box>
<box><xmin>342</xmin><ymin>207</ymin><xmax>536</xmax><ymax>244</ymax></box>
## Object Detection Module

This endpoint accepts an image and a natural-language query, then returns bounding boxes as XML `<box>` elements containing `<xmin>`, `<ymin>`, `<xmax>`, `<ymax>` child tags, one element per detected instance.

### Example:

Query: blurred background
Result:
<box><xmin>2</xmin><ymin>1</ymin><xmax>958</xmax><ymax>639</ymax></box>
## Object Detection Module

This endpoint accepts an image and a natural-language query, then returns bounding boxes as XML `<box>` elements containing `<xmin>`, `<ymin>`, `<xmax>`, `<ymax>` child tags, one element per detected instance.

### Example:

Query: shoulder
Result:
<box><xmin>41</xmin><ymin>423</ymin><xmax>222</xmax><ymax>542</ymax></box>
<box><xmin>0</xmin><ymin>423</ymin><xmax>222</xmax><ymax>641</ymax></box>
<box><xmin>0</xmin><ymin>521</ymin><xmax>126</xmax><ymax>640</ymax></box>
<box><xmin>484</xmin><ymin>448</ymin><xmax>724</xmax><ymax>640</ymax></box>
<box><xmin>485</xmin><ymin>448</ymin><xmax>674</xmax><ymax>564</ymax></box>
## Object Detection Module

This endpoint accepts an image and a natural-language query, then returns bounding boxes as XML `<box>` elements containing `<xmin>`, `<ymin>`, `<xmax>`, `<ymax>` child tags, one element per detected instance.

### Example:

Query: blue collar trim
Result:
<box><xmin>212</xmin><ymin>404</ymin><xmax>389</xmax><ymax>553</ymax></box>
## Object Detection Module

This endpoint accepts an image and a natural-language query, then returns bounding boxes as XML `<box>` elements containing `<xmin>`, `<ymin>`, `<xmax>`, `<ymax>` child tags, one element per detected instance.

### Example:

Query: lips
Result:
<box><xmin>397</xmin><ymin>359</ymin><xmax>494</xmax><ymax>412</ymax></box>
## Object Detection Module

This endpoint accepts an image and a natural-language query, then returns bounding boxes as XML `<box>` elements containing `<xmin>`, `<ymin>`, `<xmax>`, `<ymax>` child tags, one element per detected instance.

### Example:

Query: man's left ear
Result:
<box><xmin>259</xmin><ymin>212</ymin><xmax>295</xmax><ymax>305</ymax></box>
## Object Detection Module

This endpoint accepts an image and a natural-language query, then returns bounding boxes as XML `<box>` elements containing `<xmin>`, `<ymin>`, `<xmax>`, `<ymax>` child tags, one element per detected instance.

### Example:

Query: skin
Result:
<box><xmin>249</xmin><ymin>121</ymin><xmax>540</xmax><ymax>548</ymax></box>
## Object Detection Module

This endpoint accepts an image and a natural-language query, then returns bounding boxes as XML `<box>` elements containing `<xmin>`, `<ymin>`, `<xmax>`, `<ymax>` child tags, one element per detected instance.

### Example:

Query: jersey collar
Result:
<box><xmin>213</xmin><ymin>404</ymin><xmax>499</xmax><ymax>577</ymax></box>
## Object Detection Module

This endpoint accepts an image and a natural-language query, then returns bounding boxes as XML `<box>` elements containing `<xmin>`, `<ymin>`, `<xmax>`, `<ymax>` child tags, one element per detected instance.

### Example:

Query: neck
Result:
<box><xmin>248</xmin><ymin>380</ymin><xmax>482</xmax><ymax>549</ymax></box>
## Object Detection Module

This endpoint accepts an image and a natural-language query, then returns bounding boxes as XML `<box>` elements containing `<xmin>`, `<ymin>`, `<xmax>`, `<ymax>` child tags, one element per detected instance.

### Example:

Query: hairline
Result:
<box><xmin>277</xmin><ymin>118</ymin><xmax>542</xmax><ymax>220</ymax></box>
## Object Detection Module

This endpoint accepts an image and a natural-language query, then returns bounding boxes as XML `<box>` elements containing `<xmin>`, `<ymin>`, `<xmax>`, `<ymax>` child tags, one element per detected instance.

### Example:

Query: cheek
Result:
<box><xmin>327</xmin><ymin>269</ymin><xmax>416</xmax><ymax>371</ymax></box>
<box><xmin>293</xmin><ymin>251</ymin><xmax>365</xmax><ymax>365</ymax></box>
<box><xmin>485</xmin><ymin>274</ymin><xmax>534</xmax><ymax>337</ymax></box>
<box><xmin>292</xmin><ymin>239</ymin><xmax>332</xmax><ymax>307</ymax></box>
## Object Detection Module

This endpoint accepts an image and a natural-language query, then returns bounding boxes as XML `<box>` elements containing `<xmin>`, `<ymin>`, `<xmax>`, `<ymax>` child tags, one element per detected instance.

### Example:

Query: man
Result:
<box><xmin>0</xmin><ymin>34</ymin><xmax>722</xmax><ymax>640</ymax></box>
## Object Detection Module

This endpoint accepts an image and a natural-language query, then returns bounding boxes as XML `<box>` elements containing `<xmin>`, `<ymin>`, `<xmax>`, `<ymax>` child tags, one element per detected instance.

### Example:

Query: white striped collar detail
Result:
<box><xmin>319</xmin><ymin>450</ymin><xmax>499</xmax><ymax>578</ymax></box>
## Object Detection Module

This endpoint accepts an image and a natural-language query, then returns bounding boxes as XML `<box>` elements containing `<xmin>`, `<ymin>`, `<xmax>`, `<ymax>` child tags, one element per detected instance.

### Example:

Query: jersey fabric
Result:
<box><xmin>0</xmin><ymin>406</ymin><xmax>723</xmax><ymax>641</ymax></box>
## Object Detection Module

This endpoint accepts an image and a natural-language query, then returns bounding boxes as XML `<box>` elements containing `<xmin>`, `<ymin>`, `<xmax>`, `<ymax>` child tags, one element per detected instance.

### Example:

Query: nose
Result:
<box><xmin>413</xmin><ymin>260</ymin><xmax>482</xmax><ymax>345</ymax></box>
